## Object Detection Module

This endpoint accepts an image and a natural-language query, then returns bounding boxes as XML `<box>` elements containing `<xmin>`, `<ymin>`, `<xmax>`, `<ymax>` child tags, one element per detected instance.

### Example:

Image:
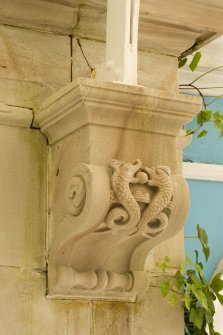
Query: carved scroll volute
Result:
<box><xmin>67</xmin><ymin>163</ymin><xmax>110</xmax><ymax>233</ymax></box>
<box><xmin>54</xmin><ymin>163</ymin><xmax>111</xmax><ymax>267</ymax></box>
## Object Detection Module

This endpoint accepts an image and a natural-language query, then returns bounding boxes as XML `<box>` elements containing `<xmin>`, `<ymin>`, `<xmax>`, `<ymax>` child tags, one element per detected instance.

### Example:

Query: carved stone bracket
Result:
<box><xmin>37</xmin><ymin>78</ymin><xmax>201</xmax><ymax>301</ymax></box>
<box><xmin>47</xmin><ymin>158</ymin><xmax>188</xmax><ymax>301</ymax></box>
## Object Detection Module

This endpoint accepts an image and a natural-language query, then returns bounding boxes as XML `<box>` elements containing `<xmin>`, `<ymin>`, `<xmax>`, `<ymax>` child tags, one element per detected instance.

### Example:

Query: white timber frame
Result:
<box><xmin>96</xmin><ymin>0</ymin><xmax>140</xmax><ymax>85</ymax></box>
<box><xmin>183</xmin><ymin>162</ymin><xmax>223</xmax><ymax>182</ymax></box>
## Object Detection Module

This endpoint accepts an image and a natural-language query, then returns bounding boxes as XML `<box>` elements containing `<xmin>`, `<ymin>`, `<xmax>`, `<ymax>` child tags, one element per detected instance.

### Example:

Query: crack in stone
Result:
<box><xmin>0</xmin><ymin>264</ymin><xmax>47</xmax><ymax>273</ymax></box>
<box><xmin>76</xmin><ymin>37</ymin><xmax>94</xmax><ymax>73</ymax></box>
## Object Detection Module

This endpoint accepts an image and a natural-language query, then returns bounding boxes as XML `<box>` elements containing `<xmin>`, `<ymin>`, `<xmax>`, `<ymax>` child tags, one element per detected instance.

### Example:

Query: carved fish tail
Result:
<box><xmin>118</xmin><ymin>186</ymin><xmax>141</xmax><ymax>226</ymax></box>
<box><xmin>138</xmin><ymin>176</ymin><xmax>173</xmax><ymax>235</ymax></box>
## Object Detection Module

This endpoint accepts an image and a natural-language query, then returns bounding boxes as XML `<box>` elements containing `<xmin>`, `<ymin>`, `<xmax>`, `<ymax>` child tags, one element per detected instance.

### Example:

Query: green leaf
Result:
<box><xmin>178</xmin><ymin>58</ymin><xmax>188</xmax><ymax>68</ymax></box>
<box><xmin>209</xmin><ymin>326</ymin><xmax>220</xmax><ymax>335</ymax></box>
<box><xmin>197</xmin><ymin>225</ymin><xmax>210</xmax><ymax>262</ymax></box>
<box><xmin>196</xmin><ymin>328</ymin><xmax>209</xmax><ymax>335</ymax></box>
<box><xmin>195</xmin><ymin>250</ymin><xmax>199</xmax><ymax>264</ymax></box>
<box><xmin>190</xmin><ymin>273</ymin><xmax>202</xmax><ymax>289</ymax></box>
<box><xmin>189</xmin><ymin>307</ymin><xmax>205</xmax><ymax>329</ymax></box>
<box><xmin>186</xmin><ymin>128</ymin><xmax>192</xmax><ymax>135</ymax></box>
<box><xmin>197</xmin><ymin>224</ymin><xmax>208</xmax><ymax>245</ymax></box>
<box><xmin>197</xmin><ymin>110</ymin><xmax>212</xmax><ymax>125</ymax></box>
<box><xmin>205</xmin><ymin>289</ymin><xmax>216</xmax><ymax>314</ymax></box>
<box><xmin>213</xmin><ymin>112</ymin><xmax>223</xmax><ymax>137</ymax></box>
<box><xmin>169</xmin><ymin>293</ymin><xmax>179</xmax><ymax>305</ymax></box>
<box><xmin>189</xmin><ymin>51</ymin><xmax>201</xmax><ymax>72</ymax></box>
<box><xmin>160</xmin><ymin>281</ymin><xmax>170</xmax><ymax>297</ymax></box>
<box><xmin>160</xmin><ymin>256</ymin><xmax>171</xmax><ymax>272</ymax></box>
<box><xmin>189</xmin><ymin>307</ymin><xmax>196</xmax><ymax>323</ymax></box>
<box><xmin>191</xmin><ymin>285</ymin><xmax>209</xmax><ymax>311</ymax></box>
<box><xmin>213</xmin><ymin>111</ymin><xmax>223</xmax><ymax>129</ymax></box>
<box><xmin>196</xmin><ymin>264</ymin><xmax>203</xmax><ymax>277</ymax></box>
<box><xmin>205</xmin><ymin>310</ymin><xmax>213</xmax><ymax>324</ymax></box>
<box><xmin>181</xmin><ymin>261</ymin><xmax>187</xmax><ymax>273</ymax></box>
<box><xmin>185</xmin><ymin>255</ymin><xmax>194</xmax><ymax>266</ymax></box>
<box><xmin>174</xmin><ymin>270</ymin><xmax>184</xmax><ymax>289</ymax></box>
<box><xmin>185</xmin><ymin>295</ymin><xmax>192</xmax><ymax>311</ymax></box>
<box><xmin>197</xmin><ymin>130</ymin><xmax>208</xmax><ymax>138</ymax></box>
<box><xmin>185</xmin><ymin>283</ymin><xmax>192</xmax><ymax>295</ymax></box>
<box><xmin>216</xmin><ymin>292</ymin><xmax>223</xmax><ymax>305</ymax></box>
<box><xmin>210</xmin><ymin>272</ymin><xmax>223</xmax><ymax>293</ymax></box>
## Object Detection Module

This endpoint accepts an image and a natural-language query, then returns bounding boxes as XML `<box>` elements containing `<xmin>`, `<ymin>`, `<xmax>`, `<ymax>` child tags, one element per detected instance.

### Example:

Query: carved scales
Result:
<box><xmin>49</xmin><ymin>159</ymin><xmax>175</xmax><ymax>299</ymax></box>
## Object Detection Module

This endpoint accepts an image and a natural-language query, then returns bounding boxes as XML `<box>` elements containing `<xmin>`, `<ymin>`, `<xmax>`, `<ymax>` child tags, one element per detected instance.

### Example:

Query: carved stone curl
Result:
<box><xmin>48</xmin><ymin>159</ymin><xmax>188</xmax><ymax>301</ymax></box>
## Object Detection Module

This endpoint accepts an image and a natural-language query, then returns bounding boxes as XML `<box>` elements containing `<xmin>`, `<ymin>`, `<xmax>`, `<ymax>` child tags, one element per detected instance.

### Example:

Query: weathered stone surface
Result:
<box><xmin>92</xmin><ymin>302</ymin><xmax>132</xmax><ymax>335</ymax></box>
<box><xmin>152</xmin><ymin>229</ymin><xmax>185</xmax><ymax>269</ymax></box>
<box><xmin>0</xmin><ymin>25</ymin><xmax>71</xmax><ymax>108</ymax></box>
<box><xmin>0</xmin><ymin>266</ymin><xmax>92</xmax><ymax>335</ymax></box>
<box><xmin>0</xmin><ymin>0</ymin><xmax>77</xmax><ymax>34</ymax></box>
<box><xmin>0</xmin><ymin>126</ymin><xmax>47</xmax><ymax>268</ymax></box>
<box><xmin>133</xmin><ymin>286</ymin><xmax>184</xmax><ymax>335</ymax></box>
<box><xmin>0</xmin><ymin>103</ymin><xmax>33</xmax><ymax>128</ymax></box>
<box><xmin>72</xmin><ymin>38</ymin><xmax>178</xmax><ymax>92</ymax></box>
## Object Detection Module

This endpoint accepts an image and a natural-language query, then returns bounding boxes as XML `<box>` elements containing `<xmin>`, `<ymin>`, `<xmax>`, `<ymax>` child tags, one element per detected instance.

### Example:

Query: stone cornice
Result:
<box><xmin>0</xmin><ymin>103</ymin><xmax>33</xmax><ymax>128</ymax></box>
<box><xmin>1</xmin><ymin>1</ymin><xmax>223</xmax><ymax>56</ymax></box>
<box><xmin>37</xmin><ymin>78</ymin><xmax>201</xmax><ymax>144</ymax></box>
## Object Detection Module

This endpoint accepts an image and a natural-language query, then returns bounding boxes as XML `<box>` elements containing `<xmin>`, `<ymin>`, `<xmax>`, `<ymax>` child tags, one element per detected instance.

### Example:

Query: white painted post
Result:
<box><xmin>97</xmin><ymin>0</ymin><xmax>140</xmax><ymax>85</ymax></box>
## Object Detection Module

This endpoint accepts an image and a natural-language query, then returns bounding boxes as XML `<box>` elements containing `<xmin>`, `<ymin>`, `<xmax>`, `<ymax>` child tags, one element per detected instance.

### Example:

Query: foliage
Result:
<box><xmin>178</xmin><ymin>52</ymin><xmax>223</xmax><ymax>139</ymax></box>
<box><xmin>159</xmin><ymin>225</ymin><xmax>223</xmax><ymax>335</ymax></box>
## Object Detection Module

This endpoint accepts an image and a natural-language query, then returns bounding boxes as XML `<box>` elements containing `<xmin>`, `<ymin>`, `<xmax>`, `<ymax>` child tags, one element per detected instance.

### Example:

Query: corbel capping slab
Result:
<box><xmin>37</xmin><ymin>78</ymin><xmax>201</xmax><ymax>145</ymax></box>
<box><xmin>0</xmin><ymin>103</ymin><xmax>33</xmax><ymax>128</ymax></box>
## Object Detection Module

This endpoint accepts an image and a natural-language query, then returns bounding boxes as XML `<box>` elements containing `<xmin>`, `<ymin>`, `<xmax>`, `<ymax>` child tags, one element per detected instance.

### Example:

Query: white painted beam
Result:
<box><xmin>183</xmin><ymin>162</ymin><xmax>223</xmax><ymax>182</ymax></box>
<box><xmin>97</xmin><ymin>0</ymin><xmax>140</xmax><ymax>85</ymax></box>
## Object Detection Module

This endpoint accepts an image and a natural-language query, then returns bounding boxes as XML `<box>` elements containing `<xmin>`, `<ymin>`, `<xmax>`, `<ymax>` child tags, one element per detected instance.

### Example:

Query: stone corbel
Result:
<box><xmin>37</xmin><ymin>78</ymin><xmax>201</xmax><ymax>301</ymax></box>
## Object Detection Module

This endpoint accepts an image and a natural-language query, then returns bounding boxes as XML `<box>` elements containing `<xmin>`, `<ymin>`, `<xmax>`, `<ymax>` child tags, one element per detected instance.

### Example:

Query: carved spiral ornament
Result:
<box><xmin>105</xmin><ymin>207</ymin><xmax>133</xmax><ymax>234</ymax></box>
<box><xmin>66</xmin><ymin>176</ymin><xmax>86</xmax><ymax>216</ymax></box>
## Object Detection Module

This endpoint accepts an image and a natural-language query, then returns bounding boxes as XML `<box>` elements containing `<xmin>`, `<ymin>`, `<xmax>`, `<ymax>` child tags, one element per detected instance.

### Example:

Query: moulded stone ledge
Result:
<box><xmin>37</xmin><ymin>78</ymin><xmax>201</xmax><ymax>145</ymax></box>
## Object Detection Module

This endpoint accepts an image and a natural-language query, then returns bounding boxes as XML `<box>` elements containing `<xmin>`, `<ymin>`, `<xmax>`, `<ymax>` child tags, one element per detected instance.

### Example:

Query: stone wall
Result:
<box><xmin>0</xmin><ymin>24</ymin><xmax>184</xmax><ymax>335</ymax></box>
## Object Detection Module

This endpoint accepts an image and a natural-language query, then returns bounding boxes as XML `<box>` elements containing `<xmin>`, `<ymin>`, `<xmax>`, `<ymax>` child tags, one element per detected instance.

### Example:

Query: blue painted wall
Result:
<box><xmin>183</xmin><ymin>97</ymin><xmax>223</xmax><ymax>280</ymax></box>
<box><xmin>185</xmin><ymin>180</ymin><xmax>223</xmax><ymax>281</ymax></box>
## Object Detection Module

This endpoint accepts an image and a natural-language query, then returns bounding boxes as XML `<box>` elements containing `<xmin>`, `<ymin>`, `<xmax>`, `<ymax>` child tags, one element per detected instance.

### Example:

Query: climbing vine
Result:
<box><xmin>179</xmin><ymin>53</ymin><xmax>223</xmax><ymax>138</ymax></box>
<box><xmin>159</xmin><ymin>225</ymin><xmax>223</xmax><ymax>335</ymax></box>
